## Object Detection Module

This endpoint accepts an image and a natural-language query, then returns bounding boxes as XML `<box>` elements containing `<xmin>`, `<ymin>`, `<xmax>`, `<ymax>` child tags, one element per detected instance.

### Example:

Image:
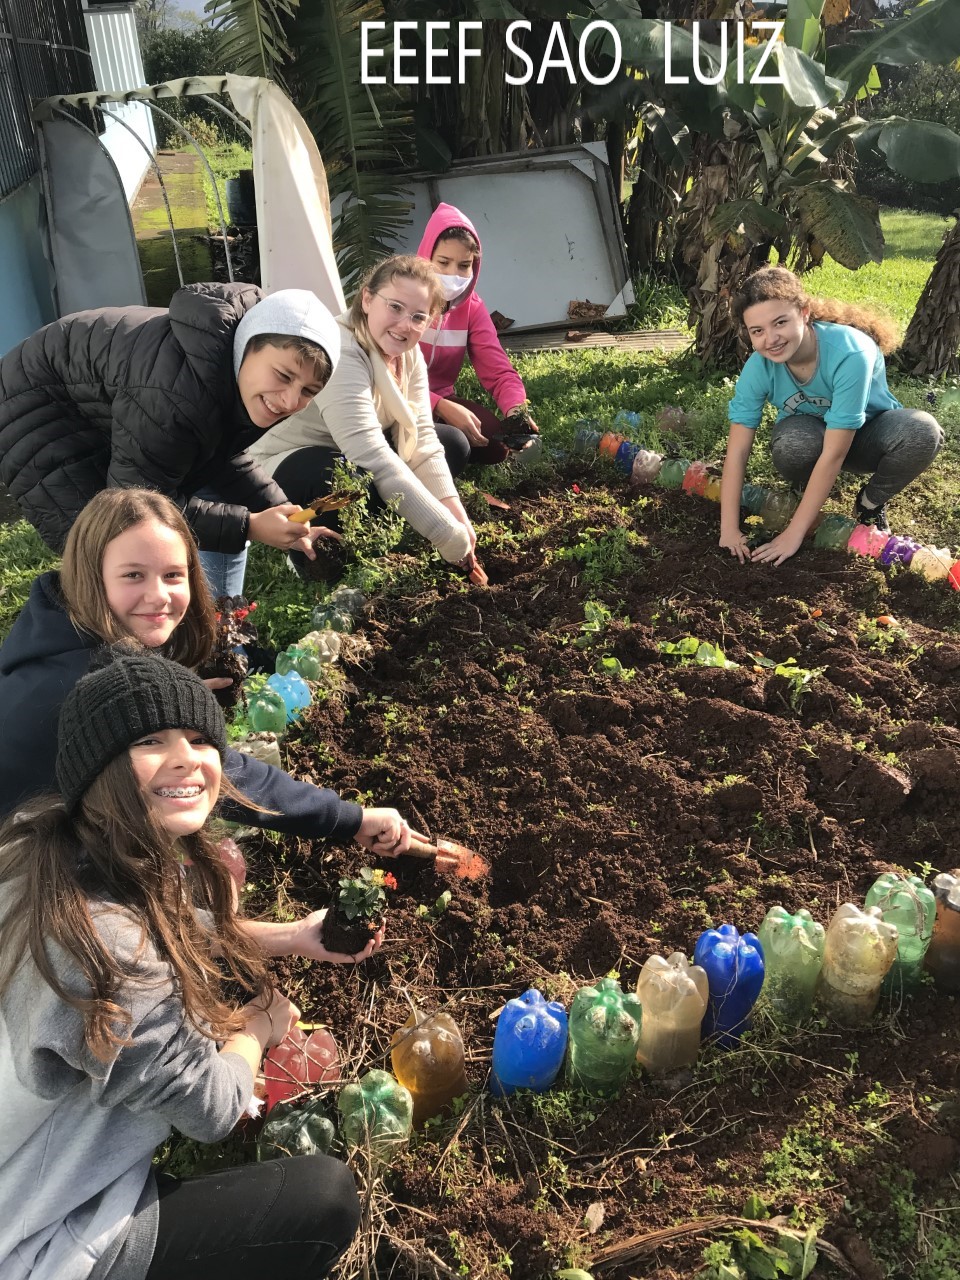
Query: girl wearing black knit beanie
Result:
<box><xmin>0</xmin><ymin>647</ymin><xmax>360</xmax><ymax>1280</ymax></box>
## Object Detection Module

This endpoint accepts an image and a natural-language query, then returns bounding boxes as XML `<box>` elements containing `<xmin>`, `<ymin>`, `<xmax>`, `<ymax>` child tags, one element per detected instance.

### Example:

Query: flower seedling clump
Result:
<box><xmin>198</xmin><ymin>596</ymin><xmax>259</xmax><ymax>713</ymax></box>
<box><xmin>321</xmin><ymin>867</ymin><xmax>397</xmax><ymax>955</ymax></box>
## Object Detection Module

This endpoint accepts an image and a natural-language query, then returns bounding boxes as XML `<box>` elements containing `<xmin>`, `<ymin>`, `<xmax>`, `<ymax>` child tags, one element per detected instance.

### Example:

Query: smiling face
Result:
<box><xmin>742</xmin><ymin>299</ymin><xmax>812</xmax><ymax>364</ymax></box>
<box><xmin>430</xmin><ymin>235</ymin><xmax>476</xmax><ymax>279</ymax></box>
<box><xmin>236</xmin><ymin>343</ymin><xmax>328</xmax><ymax>429</ymax></box>
<box><xmin>361</xmin><ymin>276</ymin><xmax>435</xmax><ymax>358</ymax></box>
<box><xmin>128</xmin><ymin>727</ymin><xmax>221</xmax><ymax>838</ymax></box>
<box><xmin>102</xmin><ymin>519</ymin><xmax>190</xmax><ymax>649</ymax></box>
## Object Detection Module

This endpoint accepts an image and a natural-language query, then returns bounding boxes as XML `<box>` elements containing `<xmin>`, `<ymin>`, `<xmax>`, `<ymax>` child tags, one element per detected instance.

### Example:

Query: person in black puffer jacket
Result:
<box><xmin>0</xmin><ymin>283</ymin><xmax>342</xmax><ymax>577</ymax></box>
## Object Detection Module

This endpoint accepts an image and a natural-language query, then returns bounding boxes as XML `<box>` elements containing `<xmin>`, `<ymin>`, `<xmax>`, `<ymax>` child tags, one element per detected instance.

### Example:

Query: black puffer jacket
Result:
<box><xmin>0</xmin><ymin>283</ymin><xmax>288</xmax><ymax>553</ymax></box>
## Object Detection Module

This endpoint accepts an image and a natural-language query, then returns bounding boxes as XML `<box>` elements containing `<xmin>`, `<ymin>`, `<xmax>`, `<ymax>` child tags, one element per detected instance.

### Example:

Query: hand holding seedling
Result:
<box><xmin>294</xmin><ymin>909</ymin><xmax>385</xmax><ymax>964</ymax></box>
<box><xmin>249</xmin><ymin>503</ymin><xmax>337</xmax><ymax>559</ymax></box>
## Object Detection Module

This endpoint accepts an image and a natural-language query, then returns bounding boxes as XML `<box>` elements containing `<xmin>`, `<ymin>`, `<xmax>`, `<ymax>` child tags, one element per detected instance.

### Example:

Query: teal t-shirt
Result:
<box><xmin>728</xmin><ymin>321</ymin><xmax>901</xmax><ymax>431</ymax></box>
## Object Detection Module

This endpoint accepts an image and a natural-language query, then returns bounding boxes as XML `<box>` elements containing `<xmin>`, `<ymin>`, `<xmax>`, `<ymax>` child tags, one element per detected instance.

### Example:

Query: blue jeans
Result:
<box><xmin>194</xmin><ymin>487</ymin><xmax>249</xmax><ymax>598</ymax></box>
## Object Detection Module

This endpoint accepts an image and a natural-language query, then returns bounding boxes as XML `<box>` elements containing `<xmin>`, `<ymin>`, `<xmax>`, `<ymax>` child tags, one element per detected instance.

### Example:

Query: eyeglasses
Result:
<box><xmin>375</xmin><ymin>294</ymin><xmax>431</xmax><ymax>328</ymax></box>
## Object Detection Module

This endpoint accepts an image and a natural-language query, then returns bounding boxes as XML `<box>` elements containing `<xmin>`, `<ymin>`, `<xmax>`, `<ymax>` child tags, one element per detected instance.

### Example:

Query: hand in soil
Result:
<box><xmin>751</xmin><ymin>527</ymin><xmax>804</xmax><ymax>565</ymax></box>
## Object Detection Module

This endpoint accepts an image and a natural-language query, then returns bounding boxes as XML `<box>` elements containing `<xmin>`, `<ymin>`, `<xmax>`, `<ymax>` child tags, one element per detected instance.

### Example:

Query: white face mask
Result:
<box><xmin>437</xmin><ymin>273</ymin><xmax>472</xmax><ymax>303</ymax></box>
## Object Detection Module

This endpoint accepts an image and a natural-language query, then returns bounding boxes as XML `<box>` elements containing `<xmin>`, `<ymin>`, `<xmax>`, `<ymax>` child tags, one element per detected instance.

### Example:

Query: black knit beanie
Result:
<box><xmin>56</xmin><ymin>646</ymin><xmax>227</xmax><ymax>814</ymax></box>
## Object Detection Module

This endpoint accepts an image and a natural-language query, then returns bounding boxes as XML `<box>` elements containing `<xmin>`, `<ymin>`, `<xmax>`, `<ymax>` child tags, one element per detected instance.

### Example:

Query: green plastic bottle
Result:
<box><xmin>565</xmin><ymin>977</ymin><xmax>642</xmax><ymax>1095</ymax></box>
<box><xmin>248</xmin><ymin>686</ymin><xmax>288</xmax><ymax>735</ymax></box>
<box><xmin>814</xmin><ymin>514</ymin><xmax>857</xmax><ymax>550</ymax></box>
<box><xmin>864</xmin><ymin>872</ymin><xmax>936</xmax><ymax>993</ymax></box>
<box><xmin>276</xmin><ymin>644</ymin><xmax>323</xmax><ymax>682</ymax></box>
<box><xmin>760</xmin><ymin>489</ymin><xmax>799</xmax><ymax>533</ymax></box>
<box><xmin>338</xmin><ymin>1069</ymin><xmax>413</xmax><ymax>1158</ymax></box>
<box><xmin>655</xmin><ymin>458</ymin><xmax>690</xmax><ymax>490</ymax></box>
<box><xmin>757</xmin><ymin>906</ymin><xmax>825</xmax><ymax>1021</ymax></box>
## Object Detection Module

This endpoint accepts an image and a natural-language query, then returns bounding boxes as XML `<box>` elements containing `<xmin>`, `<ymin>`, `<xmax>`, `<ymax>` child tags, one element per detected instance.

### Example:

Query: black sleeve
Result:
<box><xmin>220</xmin><ymin>748</ymin><xmax>363</xmax><ymax>843</ymax></box>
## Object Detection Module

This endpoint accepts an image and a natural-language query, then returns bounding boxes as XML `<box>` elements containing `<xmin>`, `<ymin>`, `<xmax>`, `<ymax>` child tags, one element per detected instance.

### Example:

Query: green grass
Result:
<box><xmin>804</xmin><ymin>207</ymin><xmax>948</xmax><ymax>330</ymax></box>
<box><xmin>201</xmin><ymin>142</ymin><xmax>254</xmax><ymax>230</ymax></box>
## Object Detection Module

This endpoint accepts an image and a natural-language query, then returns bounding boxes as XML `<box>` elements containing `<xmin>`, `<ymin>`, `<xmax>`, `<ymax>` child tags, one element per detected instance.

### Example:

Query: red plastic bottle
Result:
<box><xmin>263</xmin><ymin>1026</ymin><xmax>340</xmax><ymax>1112</ymax></box>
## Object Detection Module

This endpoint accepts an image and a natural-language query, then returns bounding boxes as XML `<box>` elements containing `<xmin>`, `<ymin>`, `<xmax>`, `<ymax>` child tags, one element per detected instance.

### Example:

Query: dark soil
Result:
<box><xmin>244</xmin><ymin>476</ymin><xmax>960</xmax><ymax>1280</ymax></box>
<box><xmin>320</xmin><ymin>907</ymin><xmax>381</xmax><ymax>957</ymax></box>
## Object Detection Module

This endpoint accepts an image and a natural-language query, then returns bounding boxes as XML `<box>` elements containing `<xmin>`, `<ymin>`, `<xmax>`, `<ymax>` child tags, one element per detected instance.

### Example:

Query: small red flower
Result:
<box><xmin>571</xmin><ymin>484</ymin><xmax>582</xmax><ymax>495</ymax></box>
<box><xmin>248</xmin><ymin>602</ymin><xmax>258</xmax><ymax>612</ymax></box>
<box><xmin>383</xmin><ymin>872</ymin><xmax>398</xmax><ymax>891</ymax></box>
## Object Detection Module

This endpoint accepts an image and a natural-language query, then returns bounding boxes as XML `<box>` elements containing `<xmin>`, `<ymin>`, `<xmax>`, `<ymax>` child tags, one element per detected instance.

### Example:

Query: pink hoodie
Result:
<box><xmin>416</xmin><ymin>203</ymin><xmax>527</xmax><ymax>417</ymax></box>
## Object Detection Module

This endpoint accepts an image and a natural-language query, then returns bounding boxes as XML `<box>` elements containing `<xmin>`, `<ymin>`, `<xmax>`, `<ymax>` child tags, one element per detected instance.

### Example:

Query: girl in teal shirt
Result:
<box><xmin>720</xmin><ymin>266</ymin><xmax>942</xmax><ymax>565</ymax></box>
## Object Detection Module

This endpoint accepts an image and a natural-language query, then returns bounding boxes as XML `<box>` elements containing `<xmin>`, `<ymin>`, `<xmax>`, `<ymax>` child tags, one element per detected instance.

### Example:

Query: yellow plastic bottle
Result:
<box><xmin>390</xmin><ymin>1009</ymin><xmax>468</xmax><ymax>1125</ymax></box>
<box><xmin>816</xmin><ymin>904</ymin><xmax>899</xmax><ymax>1025</ymax></box>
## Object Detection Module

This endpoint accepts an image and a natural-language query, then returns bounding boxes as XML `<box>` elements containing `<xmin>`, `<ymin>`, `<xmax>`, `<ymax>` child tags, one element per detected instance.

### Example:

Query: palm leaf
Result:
<box><xmin>293</xmin><ymin>0</ymin><xmax>415</xmax><ymax>293</ymax></box>
<box><xmin>205</xmin><ymin>0</ymin><xmax>299</xmax><ymax>85</ymax></box>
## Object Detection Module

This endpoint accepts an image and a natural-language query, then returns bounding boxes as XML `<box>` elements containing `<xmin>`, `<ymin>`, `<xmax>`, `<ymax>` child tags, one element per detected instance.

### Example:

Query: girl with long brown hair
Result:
<box><xmin>720</xmin><ymin>266</ymin><xmax>942</xmax><ymax>565</ymax></box>
<box><xmin>248</xmin><ymin>254</ymin><xmax>485</xmax><ymax>582</ymax></box>
<box><xmin>0</xmin><ymin>489</ymin><xmax>420</xmax><ymax>946</ymax></box>
<box><xmin>0</xmin><ymin>647</ymin><xmax>360</xmax><ymax>1280</ymax></box>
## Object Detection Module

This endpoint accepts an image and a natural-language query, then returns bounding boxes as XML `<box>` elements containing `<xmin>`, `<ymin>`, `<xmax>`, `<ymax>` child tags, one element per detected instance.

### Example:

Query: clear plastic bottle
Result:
<box><xmin>630</xmin><ymin>449</ymin><xmax>663</xmax><ymax>484</ymax></box>
<box><xmin>760</xmin><ymin>489</ymin><xmax>799</xmax><ymax>533</ymax></box>
<box><xmin>864</xmin><ymin>872</ymin><xmax>936</xmax><ymax>993</ymax></box>
<box><xmin>338</xmin><ymin>1069</ymin><xmax>413</xmax><ymax>1157</ymax></box>
<box><xmin>635</xmin><ymin>953</ymin><xmax>708</xmax><ymax>1073</ymax></box>
<box><xmin>757</xmin><ymin>907</ymin><xmax>825</xmax><ymax>1022</ymax></box>
<box><xmin>390</xmin><ymin>1009</ymin><xmax>468</xmax><ymax>1125</ymax></box>
<box><xmin>565</xmin><ymin>977</ymin><xmax>642</xmax><ymax>1095</ymax></box>
<box><xmin>910</xmin><ymin>546</ymin><xmax>954</xmax><ymax>582</ymax></box>
<box><xmin>816</xmin><ymin>904</ymin><xmax>899</xmax><ymax>1024</ymax></box>
<box><xmin>925</xmin><ymin>872</ymin><xmax>960</xmax><ymax>991</ymax></box>
<box><xmin>491</xmin><ymin>988</ymin><xmax>568</xmax><ymax>1097</ymax></box>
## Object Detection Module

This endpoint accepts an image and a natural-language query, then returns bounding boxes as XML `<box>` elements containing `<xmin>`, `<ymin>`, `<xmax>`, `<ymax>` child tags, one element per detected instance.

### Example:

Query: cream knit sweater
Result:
<box><xmin>248</xmin><ymin>322</ymin><xmax>471</xmax><ymax>564</ymax></box>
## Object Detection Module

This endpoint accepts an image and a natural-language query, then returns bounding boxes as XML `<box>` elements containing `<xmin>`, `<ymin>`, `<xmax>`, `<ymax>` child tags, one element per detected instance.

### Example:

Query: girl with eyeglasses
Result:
<box><xmin>249</xmin><ymin>255</ymin><xmax>482</xmax><ymax>582</ymax></box>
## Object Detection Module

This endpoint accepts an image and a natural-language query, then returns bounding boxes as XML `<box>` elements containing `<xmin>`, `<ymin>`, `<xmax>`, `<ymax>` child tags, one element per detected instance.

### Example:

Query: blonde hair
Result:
<box><xmin>733</xmin><ymin>266</ymin><xmax>901</xmax><ymax>355</ymax></box>
<box><xmin>60</xmin><ymin>490</ymin><xmax>216</xmax><ymax>669</ymax></box>
<box><xmin>346</xmin><ymin>254</ymin><xmax>445</xmax><ymax>356</ymax></box>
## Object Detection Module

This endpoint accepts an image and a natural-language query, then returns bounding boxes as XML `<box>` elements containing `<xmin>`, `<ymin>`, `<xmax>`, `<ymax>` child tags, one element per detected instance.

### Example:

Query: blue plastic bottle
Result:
<box><xmin>694</xmin><ymin>924</ymin><xmax>765</xmax><ymax>1047</ymax></box>
<box><xmin>266</xmin><ymin>671</ymin><xmax>311</xmax><ymax>723</ymax></box>
<box><xmin>491</xmin><ymin>989</ymin><xmax>568</xmax><ymax>1097</ymax></box>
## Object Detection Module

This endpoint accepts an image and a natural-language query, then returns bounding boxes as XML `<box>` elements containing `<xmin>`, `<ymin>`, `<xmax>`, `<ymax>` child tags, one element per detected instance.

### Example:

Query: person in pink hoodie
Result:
<box><xmin>417</xmin><ymin>204</ymin><xmax>539</xmax><ymax>465</ymax></box>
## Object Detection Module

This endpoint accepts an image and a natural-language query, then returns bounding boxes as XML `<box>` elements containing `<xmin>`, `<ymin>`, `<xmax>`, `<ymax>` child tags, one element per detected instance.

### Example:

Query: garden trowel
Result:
<box><xmin>405</xmin><ymin>836</ymin><xmax>490</xmax><ymax>881</ymax></box>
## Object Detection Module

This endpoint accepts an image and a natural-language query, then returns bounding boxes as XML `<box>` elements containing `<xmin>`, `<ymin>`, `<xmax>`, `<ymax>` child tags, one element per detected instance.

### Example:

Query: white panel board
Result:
<box><xmin>337</xmin><ymin>147</ymin><xmax>633</xmax><ymax>331</ymax></box>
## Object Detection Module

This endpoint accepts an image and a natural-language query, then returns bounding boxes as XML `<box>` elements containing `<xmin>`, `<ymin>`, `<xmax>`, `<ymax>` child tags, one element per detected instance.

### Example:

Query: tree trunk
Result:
<box><xmin>901</xmin><ymin>214</ymin><xmax>960</xmax><ymax>377</ymax></box>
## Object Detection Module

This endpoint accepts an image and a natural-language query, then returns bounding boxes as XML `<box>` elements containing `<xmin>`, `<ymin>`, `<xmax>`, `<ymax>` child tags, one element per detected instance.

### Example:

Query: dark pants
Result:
<box><xmin>145</xmin><ymin>1155</ymin><xmax>360</xmax><ymax>1279</ymax></box>
<box><xmin>271</xmin><ymin>423</ymin><xmax>471</xmax><ymax>529</ymax></box>
<box><xmin>435</xmin><ymin>396</ymin><xmax>511</xmax><ymax>466</ymax></box>
<box><xmin>770</xmin><ymin>409</ymin><xmax>943</xmax><ymax>505</ymax></box>
<box><xmin>272</xmin><ymin>425</ymin><xmax>469</xmax><ymax>579</ymax></box>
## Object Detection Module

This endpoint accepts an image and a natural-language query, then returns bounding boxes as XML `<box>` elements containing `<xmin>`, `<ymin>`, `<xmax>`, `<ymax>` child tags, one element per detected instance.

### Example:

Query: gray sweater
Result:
<box><xmin>0</xmin><ymin>888</ymin><xmax>253</xmax><ymax>1280</ymax></box>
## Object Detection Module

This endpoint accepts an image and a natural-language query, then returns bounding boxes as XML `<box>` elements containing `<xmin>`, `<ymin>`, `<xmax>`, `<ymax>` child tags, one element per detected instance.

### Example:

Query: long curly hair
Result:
<box><xmin>0</xmin><ymin>755</ymin><xmax>271</xmax><ymax>1063</ymax></box>
<box><xmin>732</xmin><ymin>266</ymin><xmax>900</xmax><ymax>355</ymax></box>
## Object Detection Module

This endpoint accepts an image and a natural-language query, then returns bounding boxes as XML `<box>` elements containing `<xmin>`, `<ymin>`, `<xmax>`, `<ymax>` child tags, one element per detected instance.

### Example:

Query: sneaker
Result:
<box><xmin>854</xmin><ymin>485</ymin><xmax>891</xmax><ymax>533</ymax></box>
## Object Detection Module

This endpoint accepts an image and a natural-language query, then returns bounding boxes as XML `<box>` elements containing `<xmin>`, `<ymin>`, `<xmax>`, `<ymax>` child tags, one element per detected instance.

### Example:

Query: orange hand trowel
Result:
<box><xmin>288</xmin><ymin>493</ymin><xmax>359</xmax><ymax>523</ymax></box>
<box><xmin>405</xmin><ymin>836</ymin><xmax>490</xmax><ymax>881</ymax></box>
